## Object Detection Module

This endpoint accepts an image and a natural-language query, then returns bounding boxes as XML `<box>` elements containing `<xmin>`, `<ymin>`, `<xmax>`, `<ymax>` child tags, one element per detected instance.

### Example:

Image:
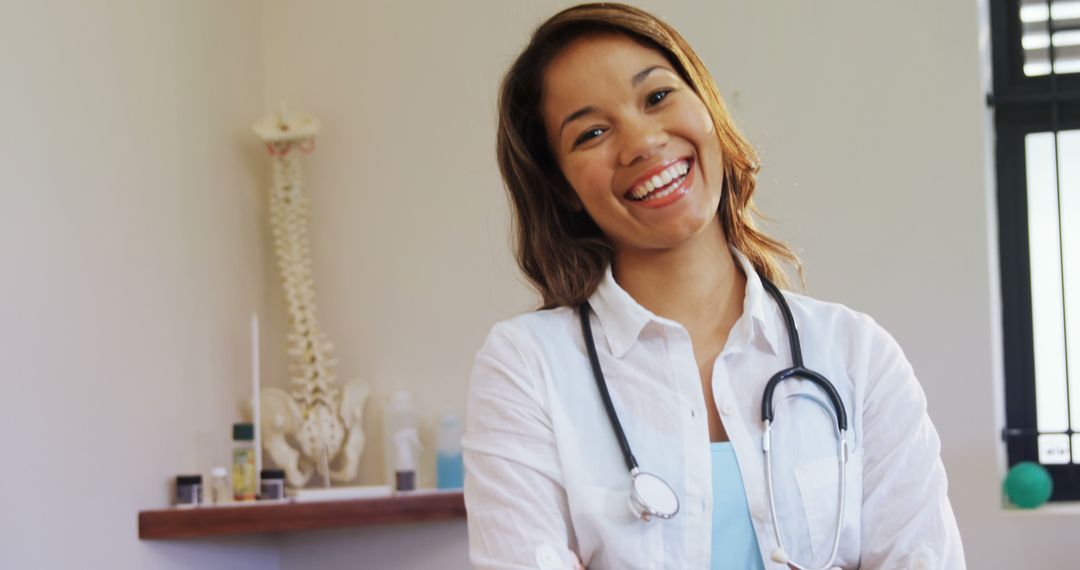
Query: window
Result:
<box><xmin>1019</xmin><ymin>0</ymin><xmax>1080</xmax><ymax>75</ymax></box>
<box><xmin>992</xmin><ymin>0</ymin><xmax>1080</xmax><ymax>499</ymax></box>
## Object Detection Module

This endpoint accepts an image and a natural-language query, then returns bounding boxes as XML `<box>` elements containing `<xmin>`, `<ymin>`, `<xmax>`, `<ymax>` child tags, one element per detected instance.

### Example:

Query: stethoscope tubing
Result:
<box><xmin>758</xmin><ymin>277</ymin><xmax>847</xmax><ymax>431</ymax></box>
<box><xmin>580</xmin><ymin>303</ymin><xmax>639</xmax><ymax>472</ymax></box>
<box><xmin>578</xmin><ymin>274</ymin><xmax>848</xmax><ymax>569</ymax></box>
<box><xmin>764</xmin><ymin>418</ymin><xmax>848</xmax><ymax>570</ymax></box>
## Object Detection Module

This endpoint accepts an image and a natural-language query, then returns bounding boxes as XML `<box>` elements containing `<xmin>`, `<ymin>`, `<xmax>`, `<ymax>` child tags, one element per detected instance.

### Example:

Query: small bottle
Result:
<box><xmin>383</xmin><ymin>389</ymin><xmax>418</xmax><ymax>487</ymax></box>
<box><xmin>436</xmin><ymin>414</ymin><xmax>465</xmax><ymax>489</ymax></box>
<box><xmin>209</xmin><ymin>466</ymin><xmax>230</xmax><ymax>504</ymax></box>
<box><xmin>174</xmin><ymin>474</ymin><xmax>203</xmax><ymax>507</ymax></box>
<box><xmin>232</xmin><ymin>422</ymin><xmax>258</xmax><ymax>501</ymax></box>
<box><xmin>260</xmin><ymin>469</ymin><xmax>286</xmax><ymax>501</ymax></box>
<box><xmin>392</xmin><ymin>428</ymin><xmax>420</xmax><ymax>491</ymax></box>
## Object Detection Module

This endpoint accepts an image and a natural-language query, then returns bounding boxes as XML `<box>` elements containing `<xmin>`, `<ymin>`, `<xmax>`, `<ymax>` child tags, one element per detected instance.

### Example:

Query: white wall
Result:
<box><xmin>0</xmin><ymin>1</ymin><xmax>278</xmax><ymax>568</ymax></box>
<box><xmin>259</xmin><ymin>0</ymin><xmax>552</xmax><ymax>494</ymax></box>
<box><xmin>279</xmin><ymin>521</ymin><xmax>468</xmax><ymax>570</ymax></box>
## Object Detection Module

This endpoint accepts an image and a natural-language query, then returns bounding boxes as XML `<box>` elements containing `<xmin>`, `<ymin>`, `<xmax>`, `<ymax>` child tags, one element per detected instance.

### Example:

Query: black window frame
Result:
<box><xmin>991</xmin><ymin>0</ymin><xmax>1080</xmax><ymax>500</ymax></box>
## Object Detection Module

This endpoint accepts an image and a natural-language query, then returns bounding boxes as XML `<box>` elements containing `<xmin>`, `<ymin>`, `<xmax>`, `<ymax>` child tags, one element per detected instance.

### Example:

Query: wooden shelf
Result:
<box><xmin>139</xmin><ymin>490</ymin><xmax>465</xmax><ymax>539</ymax></box>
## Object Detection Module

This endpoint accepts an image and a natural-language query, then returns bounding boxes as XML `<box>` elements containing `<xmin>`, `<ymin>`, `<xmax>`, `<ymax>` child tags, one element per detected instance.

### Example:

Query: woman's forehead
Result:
<box><xmin>542</xmin><ymin>34</ymin><xmax>674</xmax><ymax>127</ymax></box>
<box><xmin>546</xmin><ymin>34</ymin><xmax>670</xmax><ymax>94</ymax></box>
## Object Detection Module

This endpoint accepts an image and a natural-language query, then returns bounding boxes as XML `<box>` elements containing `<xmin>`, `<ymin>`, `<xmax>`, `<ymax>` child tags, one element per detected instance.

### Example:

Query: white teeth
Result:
<box><xmin>631</xmin><ymin>182</ymin><xmax>651</xmax><ymax>199</ymax></box>
<box><xmin>644</xmin><ymin>183</ymin><xmax>677</xmax><ymax>201</ymax></box>
<box><xmin>628</xmin><ymin>159</ymin><xmax>691</xmax><ymax>200</ymax></box>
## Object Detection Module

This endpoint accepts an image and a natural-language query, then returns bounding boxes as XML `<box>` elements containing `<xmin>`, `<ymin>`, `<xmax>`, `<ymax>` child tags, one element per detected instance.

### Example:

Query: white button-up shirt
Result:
<box><xmin>463</xmin><ymin>252</ymin><xmax>966</xmax><ymax>569</ymax></box>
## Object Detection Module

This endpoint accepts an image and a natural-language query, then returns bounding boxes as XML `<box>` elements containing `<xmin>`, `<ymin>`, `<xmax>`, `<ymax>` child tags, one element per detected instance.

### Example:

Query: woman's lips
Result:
<box><xmin>626</xmin><ymin>158</ymin><xmax>694</xmax><ymax>210</ymax></box>
<box><xmin>624</xmin><ymin>158</ymin><xmax>693</xmax><ymax>201</ymax></box>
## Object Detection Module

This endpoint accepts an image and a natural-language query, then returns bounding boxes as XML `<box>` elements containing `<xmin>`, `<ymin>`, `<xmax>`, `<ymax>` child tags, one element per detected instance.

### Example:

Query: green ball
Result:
<box><xmin>1004</xmin><ymin>462</ymin><xmax>1053</xmax><ymax>509</ymax></box>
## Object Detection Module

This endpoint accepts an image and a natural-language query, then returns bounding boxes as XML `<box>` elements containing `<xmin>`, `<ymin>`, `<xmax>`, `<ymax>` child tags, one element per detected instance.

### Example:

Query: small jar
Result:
<box><xmin>209</xmin><ymin>466</ymin><xmax>231</xmax><ymax>504</ymax></box>
<box><xmin>260</xmin><ymin>469</ymin><xmax>286</xmax><ymax>500</ymax></box>
<box><xmin>175</xmin><ymin>474</ymin><xmax>203</xmax><ymax>507</ymax></box>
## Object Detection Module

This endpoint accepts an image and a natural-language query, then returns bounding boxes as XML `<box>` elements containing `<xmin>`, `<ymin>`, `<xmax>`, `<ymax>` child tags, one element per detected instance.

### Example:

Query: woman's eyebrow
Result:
<box><xmin>631</xmin><ymin>65</ymin><xmax>670</xmax><ymax>87</ymax></box>
<box><xmin>560</xmin><ymin>106</ymin><xmax>597</xmax><ymax>136</ymax></box>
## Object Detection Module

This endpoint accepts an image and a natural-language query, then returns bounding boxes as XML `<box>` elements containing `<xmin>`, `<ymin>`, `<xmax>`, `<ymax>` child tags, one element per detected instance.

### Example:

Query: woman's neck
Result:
<box><xmin>611</xmin><ymin>221</ymin><xmax>745</xmax><ymax>332</ymax></box>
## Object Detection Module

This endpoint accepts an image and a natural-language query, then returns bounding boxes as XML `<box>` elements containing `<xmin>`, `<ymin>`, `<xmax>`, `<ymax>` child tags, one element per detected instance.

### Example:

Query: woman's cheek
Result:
<box><xmin>568</xmin><ymin>162</ymin><xmax>612</xmax><ymax>206</ymax></box>
<box><xmin>684</xmin><ymin>106</ymin><xmax>714</xmax><ymax>140</ymax></box>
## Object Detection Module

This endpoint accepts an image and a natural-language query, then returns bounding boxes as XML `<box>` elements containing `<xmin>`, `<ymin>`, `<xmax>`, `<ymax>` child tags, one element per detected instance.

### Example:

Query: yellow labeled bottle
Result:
<box><xmin>232</xmin><ymin>423</ymin><xmax>257</xmax><ymax>501</ymax></box>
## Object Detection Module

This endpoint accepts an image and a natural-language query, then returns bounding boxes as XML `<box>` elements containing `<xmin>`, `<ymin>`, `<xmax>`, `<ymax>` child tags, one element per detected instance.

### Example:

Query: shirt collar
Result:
<box><xmin>587</xmin><ymin>264</ymin><xmax>654</xmax><ymax>358</ymax></box>
<box><xmin>731</xmin><ymin>248</ymin><xmax>782</xmax><ymax>357</ymax></box>
<box><xmin>586</xmin><ymin>248</ymin><xmax>782</xmax><ymax>358</ymax></box>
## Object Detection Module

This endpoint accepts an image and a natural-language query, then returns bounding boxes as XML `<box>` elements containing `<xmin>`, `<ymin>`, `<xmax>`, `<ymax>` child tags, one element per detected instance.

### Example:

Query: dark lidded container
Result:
<box><xmin>260</xmin><ymin>469</ymin><xmax>286</xmax><ymax>500</ymax></box>
<box><xmin>175</xmin><ymin>474</ymin><xmax>203</xmax><ymax>506</ymax></box>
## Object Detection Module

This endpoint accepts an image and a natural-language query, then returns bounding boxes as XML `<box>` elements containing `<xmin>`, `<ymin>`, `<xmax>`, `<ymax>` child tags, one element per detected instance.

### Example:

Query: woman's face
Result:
<box><xmin>542</xmin><ymin>33</ymin><xmax>724</xmax><ymax>254</ymax></box>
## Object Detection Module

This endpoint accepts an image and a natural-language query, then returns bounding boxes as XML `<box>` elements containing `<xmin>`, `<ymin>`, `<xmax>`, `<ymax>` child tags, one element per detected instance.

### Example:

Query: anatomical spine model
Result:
<box><xmin>252</xmin><ymin>104</ymin><xmax>369</xmax><ymax>488</ymax></box>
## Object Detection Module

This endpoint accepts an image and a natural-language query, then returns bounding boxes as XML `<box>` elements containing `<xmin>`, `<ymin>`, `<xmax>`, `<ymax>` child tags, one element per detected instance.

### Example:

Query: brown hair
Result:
<box><xmin>496</xmin><ymin>2</ymin><xmax>801</xmax><ymax>308</ymax></box>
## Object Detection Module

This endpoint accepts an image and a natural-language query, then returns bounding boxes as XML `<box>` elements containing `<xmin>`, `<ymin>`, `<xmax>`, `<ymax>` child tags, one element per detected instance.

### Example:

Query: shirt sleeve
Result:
<box><xmin>462</xmin><ymin>322</ymin><xmax>582</xmax><ymax>570</ymax></box>
<box><xmin>858</xmin><ymin>318</ymin><xmax>967</xmax><ymax>569</ymax></box>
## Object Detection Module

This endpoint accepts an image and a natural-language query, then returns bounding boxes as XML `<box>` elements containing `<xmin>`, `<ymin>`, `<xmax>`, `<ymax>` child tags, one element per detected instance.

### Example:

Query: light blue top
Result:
<box><xmin>711</xmin><ymin>442</ymin><xmax>765</xmax><ymax>570</ymax></box>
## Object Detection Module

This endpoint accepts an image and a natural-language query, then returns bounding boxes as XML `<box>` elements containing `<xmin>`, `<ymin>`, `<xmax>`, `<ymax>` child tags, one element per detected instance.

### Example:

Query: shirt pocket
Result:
<box><xmin>793</xmin><ymin>448</ymin><xmax>863</xmax><ymax>565</ymax></box>
<box><xmin>572</xmin><ymin>484</ymin><xmax>663</xmax><ymax>570</ymax></box>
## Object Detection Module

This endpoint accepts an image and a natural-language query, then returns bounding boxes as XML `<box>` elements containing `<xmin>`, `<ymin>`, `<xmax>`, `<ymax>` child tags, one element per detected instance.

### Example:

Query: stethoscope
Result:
<box><xmin>578</xmin><ymin>276</ymin><xmax>848</xmax><ymax>570</ymax></box>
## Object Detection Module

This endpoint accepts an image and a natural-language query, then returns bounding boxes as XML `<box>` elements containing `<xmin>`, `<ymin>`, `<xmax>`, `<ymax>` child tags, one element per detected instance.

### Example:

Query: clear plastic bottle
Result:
<box><xmin>232</xmin><ymin>423</ymin><xmax>258</xmax><ymax>501</ymax></box>
<box><xmin>436</xmin><ymin>414</ymin><xmax>464</xmax><ymax>489</ymax></box>
<box><xmin>209</xmin><ymin>466</ymin><xmax>231</xmax><ymax>504</ymax></box>
<box><xmin>383</xmin><ymin>389</ymin><xmax>419</xmax><ymax>488</ymax></box>
<box><xmin>392</xmin><ymin>428</ymin><xmax>420</xmax><ymax>491</ymax></box>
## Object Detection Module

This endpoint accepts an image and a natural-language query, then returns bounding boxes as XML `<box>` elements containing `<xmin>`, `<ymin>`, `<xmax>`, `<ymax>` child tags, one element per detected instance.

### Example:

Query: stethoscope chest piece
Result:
<box><xmin>580</xmin><ymin>274</ymin><xmax>849</xmax><ymax>568</ymax></box>
<box><xmin>628</xmin><ymin>468</ymin><xmax>679</xmax><ymax>521</ymax></box>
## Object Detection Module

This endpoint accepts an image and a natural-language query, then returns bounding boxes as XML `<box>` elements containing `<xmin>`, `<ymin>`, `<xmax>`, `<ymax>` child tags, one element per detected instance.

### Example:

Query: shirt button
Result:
<box><xmin>751</xmin><ymin>505</ymin><xmax>766</xmax><ymax>520</ymax></box>
<box><xmin>535</xmin><ymin>545</ymin><xmax>561</xmax><ymax>569</ymax></box>
<box><xmin>914</xmin><ymin>559</ymin><xmax>930</xmax><ymax>570</ymax></box>
<box><xmin>721</xmin><ymin>404</ymin><xmax>736</xmax><ymax>416</ymax></box>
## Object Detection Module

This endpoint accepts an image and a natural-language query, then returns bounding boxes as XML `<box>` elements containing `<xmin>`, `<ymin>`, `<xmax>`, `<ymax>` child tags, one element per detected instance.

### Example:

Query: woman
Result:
<box><xmin>463</xmin><ymin>4</ymin><xmax>965</xmax><ymax>569</ymax></box>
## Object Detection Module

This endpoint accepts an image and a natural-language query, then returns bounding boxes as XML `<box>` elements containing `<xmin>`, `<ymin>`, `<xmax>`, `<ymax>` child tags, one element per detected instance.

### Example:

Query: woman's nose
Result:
<box><xmin>618</xmin><ymin>117</ymin><xmax>669</xmax><ymax>167</ymax></box>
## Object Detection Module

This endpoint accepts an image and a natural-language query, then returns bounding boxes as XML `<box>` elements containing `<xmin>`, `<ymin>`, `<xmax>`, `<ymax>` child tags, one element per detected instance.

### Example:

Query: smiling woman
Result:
<box><xmin>543</xmin><ymin>34</ymin><xmax>721</xmax><ymax>252</ymax></box>
<box><xmin>463</xmin><ymin>3</ymin><xmax>966</xmax><ymax>570</ymax></box>
<box><xmin>493</xmin><ymin>3</ymin><xmax>797</xmax><ymax>311</ymax></box>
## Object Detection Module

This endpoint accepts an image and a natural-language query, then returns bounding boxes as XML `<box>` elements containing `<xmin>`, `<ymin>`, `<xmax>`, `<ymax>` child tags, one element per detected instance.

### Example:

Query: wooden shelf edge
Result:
<box><xmin>139</xmin><ymin>490</ymin><xmax>466</xmax><ymax>539</ymax></box>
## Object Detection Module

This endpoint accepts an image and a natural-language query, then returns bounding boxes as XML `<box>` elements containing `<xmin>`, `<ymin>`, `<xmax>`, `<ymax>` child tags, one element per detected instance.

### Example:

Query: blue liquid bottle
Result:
<box><xmin>436</xmin><ymin>414</ymin><xmax>464</xmax><ymax>489</ymax></box>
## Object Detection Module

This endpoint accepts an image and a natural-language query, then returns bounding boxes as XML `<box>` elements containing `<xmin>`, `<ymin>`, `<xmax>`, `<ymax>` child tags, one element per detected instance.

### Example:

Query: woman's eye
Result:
<box><xmin>646</xmin><ymin>89</ymin><xmax>673</xmax><ymax>107</ymax></box>
<box><xmin>574</xmin><ymin>128</ymin><xmax>605</xmax><ymax>147</ymax></box>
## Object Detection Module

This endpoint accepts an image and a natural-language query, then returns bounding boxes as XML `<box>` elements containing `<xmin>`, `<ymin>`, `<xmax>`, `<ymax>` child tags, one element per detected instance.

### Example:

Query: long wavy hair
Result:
<box><xmin>496</xmin><ymin>2</ymin><xmax>801</xmax><ymax>308</ymax></box>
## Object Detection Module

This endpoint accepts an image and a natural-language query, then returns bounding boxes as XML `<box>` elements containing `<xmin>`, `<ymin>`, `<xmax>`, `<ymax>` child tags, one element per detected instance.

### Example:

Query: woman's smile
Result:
<box><xmin>623</xmin><ymin>156</ymin><xmax>694</xmax><ymax>209</ymax></box>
